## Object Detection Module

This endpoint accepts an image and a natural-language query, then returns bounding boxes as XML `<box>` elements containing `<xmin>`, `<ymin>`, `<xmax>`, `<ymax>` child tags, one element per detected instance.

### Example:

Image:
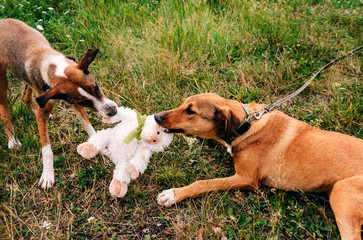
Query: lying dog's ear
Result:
<box><xmin>36</xmin><ymin>87</ymin><xmax>66</xmax><ymax>108</ymax></box>
<box><xmin>77</xmin><ymin>48</ymin><xmax>99</xmax><ymax>74</ymax></box>
<box><xmin>214</xmin><ymin>107</ymin><xmax>240</xmax><ymax>142</ymax></box>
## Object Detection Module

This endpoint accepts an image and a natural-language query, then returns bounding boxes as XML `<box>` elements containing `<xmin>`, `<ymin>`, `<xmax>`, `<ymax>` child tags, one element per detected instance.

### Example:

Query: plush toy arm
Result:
<box><xmin>77</xmin><ymin>128</ymin><xmax>113</xmax><ymax>159</ymax></box>
<box><xmin>128</xmin><ymin>146</ymin><xmax>153</xmax><ymax>174</ymax></box>
<box><xmin>86</xmin><ymin>128</ymin><xmax>112</xmax><ymax>151</ymax></box>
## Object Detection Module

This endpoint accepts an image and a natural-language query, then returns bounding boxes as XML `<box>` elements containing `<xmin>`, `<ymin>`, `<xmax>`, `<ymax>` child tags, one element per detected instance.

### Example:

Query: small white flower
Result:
<box><xmin>37</xmin><ymin>6</ymin><xmax>42</xmax><ymax>9</ymax></box>
<box><xmin>18</xmin><ymin>3</ymin><xmax>23</xmax><ymax>7</ymax></box>
<box><xmin>42</xmin><ymin>11</ymin><xmax>46</xmax><ymax>14</ymax></box>
<box><xmin>36</xmin><ymin>25</ymin><xmax>44</xmax><ymax>31</ymax></box>
<box><xmin>87</xmin><ymin>216</ymin><xmax>96</xmax><ymax>223</ymax></box>
<box><xmin>66</xmin><ymin>34</ymin><xmax>71</xmax><ymax>38</ymax></box>
<box><xmin>38</xmin><ymin>19</ymin><xmax>43</xmax><ymax>22</ymax></box>
<box><xmin>48</xmin><ymin>7</ymin><xmax>54</xmax><ymax>10</ymax></box>
<box><xmin>42</xmin><ymin>221</ymin><xmax>51</xmax><ymax>229</ymax></box>
<box><xmin>79</xmin><ymin>39</ymin><xmax>85</xmax><ymax>42</ymax></box>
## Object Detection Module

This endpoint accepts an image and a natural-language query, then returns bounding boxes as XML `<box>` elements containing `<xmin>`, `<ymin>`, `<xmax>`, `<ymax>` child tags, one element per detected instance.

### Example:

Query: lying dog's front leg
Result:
<box><xmin>36</xmin><ymin>101</ymin><xmax>55</xmax><ymax>189</ymax></box>
<box><xmin>157</xmin><ymin>174</ymin><xmax>258</xmax><ymax>207</ymax></box>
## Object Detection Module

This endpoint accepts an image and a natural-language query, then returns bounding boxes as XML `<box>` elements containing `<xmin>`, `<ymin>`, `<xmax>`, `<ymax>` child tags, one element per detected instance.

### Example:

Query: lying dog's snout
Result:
<box><xmin>154</xmin><ymin>114</ymin><xmax>164</xmax><ymax>124</ymax></box>
<box><xmin>105</xmin><ymin>105</ymin><xmax>117</xmax><ymax>117</ymax></box>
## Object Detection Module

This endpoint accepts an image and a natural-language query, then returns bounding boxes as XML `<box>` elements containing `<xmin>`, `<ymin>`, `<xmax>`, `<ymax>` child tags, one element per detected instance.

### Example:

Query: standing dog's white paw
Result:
<box><xmin>157</xmin><ymin>189</ymin><xmax>177</xmax><ymax>207</ymax></box>
<box><xmin>8</xmin><ymin>137</ymin><xmax>22</xmax><ymax>149</ymax></box>
<box><xmin>38</xmin><ymin>170</ymin><xmax>55</xmax><ymax>189</ymax></box>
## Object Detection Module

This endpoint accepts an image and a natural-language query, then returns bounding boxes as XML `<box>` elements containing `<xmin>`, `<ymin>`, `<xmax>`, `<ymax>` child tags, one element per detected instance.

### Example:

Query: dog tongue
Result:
<box><xmin>102</xmin><ymin>117</ymin><xmax>111</xmax><ymax>123</ymax></box>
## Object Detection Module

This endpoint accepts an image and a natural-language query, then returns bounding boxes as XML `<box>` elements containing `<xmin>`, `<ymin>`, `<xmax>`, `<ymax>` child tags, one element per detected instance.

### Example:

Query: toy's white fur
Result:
<box><xmin>77</xmin><ymin>106</ymin><xmax>173</xmax><ymax>197</ymax></box>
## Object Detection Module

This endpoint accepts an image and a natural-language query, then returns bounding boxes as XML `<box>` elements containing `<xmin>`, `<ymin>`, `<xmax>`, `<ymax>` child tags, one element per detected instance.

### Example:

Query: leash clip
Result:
<box><xmin>253</xmin><ymin>110</ymin><xmax>266</xmax><ymax>120</ymax></box>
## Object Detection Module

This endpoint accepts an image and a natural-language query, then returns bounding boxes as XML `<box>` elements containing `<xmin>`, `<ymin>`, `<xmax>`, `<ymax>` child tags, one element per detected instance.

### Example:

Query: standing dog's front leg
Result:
<box><xmin>36</xmin><ymin>101</ymin><xmax>55</xmax><ymax>189</ymax></box>
<box><xmin>157</xmin><ymin>174</ymin><xmax>259</xmax><ymax>207</ymax></box>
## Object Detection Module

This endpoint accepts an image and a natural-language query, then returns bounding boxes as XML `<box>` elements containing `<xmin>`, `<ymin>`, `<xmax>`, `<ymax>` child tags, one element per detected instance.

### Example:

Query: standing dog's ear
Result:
<box><xmin>77</xmin><ymin>48</ymin><xmax>99</xmax><ymax>74</ymax></box>
<box><xmin>36</xmin><ymin>87</ymin><xmax>66</xmax><ymax>108</ymax></box>
<box><xmin>214</xmin><ymin>106</ymin><xmax>240</xmax><ymax>142</ymax></box>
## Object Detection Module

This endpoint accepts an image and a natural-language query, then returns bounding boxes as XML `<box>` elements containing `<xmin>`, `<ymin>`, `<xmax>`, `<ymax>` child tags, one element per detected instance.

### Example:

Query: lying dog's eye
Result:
<box><xmin>157</xmin><ymin>131</ymin><xmax>160</xmax><ymax>135</ymax></box>
<box><xmin>185</xmin><ymin>107</ymin><xmax>196</xmax><ymax>115</ymax></box>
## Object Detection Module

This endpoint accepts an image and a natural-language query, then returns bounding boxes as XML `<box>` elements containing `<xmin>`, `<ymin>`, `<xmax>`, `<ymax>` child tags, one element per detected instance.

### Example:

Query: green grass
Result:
<box><xmin>0</xmin><ymin>0</ymin><xmax>362</xmax><ymax>239</ymax></box>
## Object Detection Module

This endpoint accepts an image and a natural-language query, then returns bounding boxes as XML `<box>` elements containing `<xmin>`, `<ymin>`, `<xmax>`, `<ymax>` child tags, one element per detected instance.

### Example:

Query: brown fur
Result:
<box><xmin>155</xmin><ymin>93</ymin><xmax>363</xmax><ymax>240</ymax></box>
<box><xmin>0</xmin><ymin>18</ymin><xmax>117</xmax><ymax>189</ymax></box>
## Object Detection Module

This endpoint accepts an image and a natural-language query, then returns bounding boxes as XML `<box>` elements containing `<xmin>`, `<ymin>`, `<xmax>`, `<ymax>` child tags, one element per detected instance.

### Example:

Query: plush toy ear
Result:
<box><xmin>214</xmin><ymin>106</ymin><xmax>240</xmax><ymax>142</ymax></box>
<box><xmin>36</xmin><ymin>87</ymin><xmax>66</xmax><ymax>108</ymax></box>
<box><xmin>77</xmin><ymin>48</ymin><xmax>99</xmax><ymax>74</ymax></box>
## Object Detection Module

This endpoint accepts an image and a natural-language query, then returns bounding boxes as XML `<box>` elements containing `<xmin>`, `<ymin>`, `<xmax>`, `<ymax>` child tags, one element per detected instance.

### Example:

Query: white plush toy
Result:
<box><xmin>77</xmin><ymin>107</ymin><xmax>174</xmax><ymax>198</ymax></box>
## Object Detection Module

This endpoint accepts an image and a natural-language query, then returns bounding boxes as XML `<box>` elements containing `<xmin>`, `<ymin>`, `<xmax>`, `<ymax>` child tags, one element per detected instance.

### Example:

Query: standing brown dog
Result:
<box><xmin>155</xmin><ymin>93</ymin><xmax>363</xmax><ymax>240</ymax></box>
<box><xmin>0</xmin><ymin>18</ymin><xmax>117</xmax><ymax>189</ymax></box>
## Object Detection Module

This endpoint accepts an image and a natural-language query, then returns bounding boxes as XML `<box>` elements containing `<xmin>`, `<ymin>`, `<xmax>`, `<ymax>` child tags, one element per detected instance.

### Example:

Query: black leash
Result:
<box><xmin>252</xmin><ymin>45</ymin><xmax>363</xmax><ymax>120</ymax></box>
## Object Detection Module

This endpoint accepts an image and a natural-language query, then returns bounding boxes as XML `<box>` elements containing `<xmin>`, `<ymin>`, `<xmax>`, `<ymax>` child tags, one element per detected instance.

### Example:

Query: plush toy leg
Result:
<box><xmin>77</xmin><ymin>142</ymin><xmax>98</xmax><ymax>159</ymax></box>
<box><xmin>109</xmin><ymin>178</ymin><xmax>128</xmax><ymax>198</ymax></box>
<box><xmin>125</xmin><ymin>163</ymin><xmax>139</xmax><ymax>180</ymax></box>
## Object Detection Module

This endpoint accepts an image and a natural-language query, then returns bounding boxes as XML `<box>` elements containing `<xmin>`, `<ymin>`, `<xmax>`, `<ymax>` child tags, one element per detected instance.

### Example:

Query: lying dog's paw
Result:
<box><xmin>157</xmin><ymin>189</ymin><xmax>177</xmax><ymax>207</ymax></box>
<box><xmin>125</xmin><ymin>163</ymin><xmax>139</xmax><ymax>180</ymax></box>
<box><xmin>77</xmin><ymin>142</ymin><xmax>98</xmax><ymax>159</ymax></box>
<box><xmin>109</xmin><ymin>178</ymin><xmax>128</xmax><ymax>198</ymax></box>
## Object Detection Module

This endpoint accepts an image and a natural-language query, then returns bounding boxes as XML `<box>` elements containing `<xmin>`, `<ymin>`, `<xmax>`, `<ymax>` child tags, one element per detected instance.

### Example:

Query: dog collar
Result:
<box><xmin>229</xmin><ymin>103</ymin><xmax>252</xmax><ymax>142</ymax></box>
<box><xmin>123</xmin><ymin>110</ymin><xmax>147</xmax><ymax>143</ymax></box>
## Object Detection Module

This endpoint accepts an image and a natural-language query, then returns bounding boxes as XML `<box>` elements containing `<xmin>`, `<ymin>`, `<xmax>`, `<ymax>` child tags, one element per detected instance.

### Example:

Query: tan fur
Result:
<box><xmin>155</xmin><ymin>93</ymin><xmax>363</xmax><ymax>240</ymax></box>
<box><xmin>0</xmin><ymin>18</ymin><xmax>116</xmax><ymax>189</ymax></box>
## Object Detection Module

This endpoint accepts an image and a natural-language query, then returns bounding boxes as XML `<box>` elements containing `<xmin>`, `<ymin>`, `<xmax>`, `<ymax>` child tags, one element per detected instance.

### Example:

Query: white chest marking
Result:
<box><xmin>225</xmin><ymin>142</ymin><xmax>232</xmax><ymax>154</ymax></box>
<box><xmin>41</xmin><ymin>55</ymin><xmax>70</xmax><ymax>85</ymax></box>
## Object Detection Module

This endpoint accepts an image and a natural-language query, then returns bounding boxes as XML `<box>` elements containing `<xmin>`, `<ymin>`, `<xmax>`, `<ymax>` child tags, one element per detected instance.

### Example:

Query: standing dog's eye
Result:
<box><xmin>157</xmin><ymin>131</ymin><xmax>160</xmax><ymax>135</ymax></box>
<box><xmin>185</xmin><ymin>106</ymin><xmax>196</xmax><ymax>115</ymax></box>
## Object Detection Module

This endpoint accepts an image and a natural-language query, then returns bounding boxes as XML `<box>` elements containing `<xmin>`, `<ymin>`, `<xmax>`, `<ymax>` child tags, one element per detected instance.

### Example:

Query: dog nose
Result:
<box><xmin>106</xmin><ymin>106</ymin><xmax>117</xmax><ymax>117</ymax></box>
<box><xmin>154</xmin><ymin>114</ymin><xmax>164</xmax><ymax>124</ymax></box>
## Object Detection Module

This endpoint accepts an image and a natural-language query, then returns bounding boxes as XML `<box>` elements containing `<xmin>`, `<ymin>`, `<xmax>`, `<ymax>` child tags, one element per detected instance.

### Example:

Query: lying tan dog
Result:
<box><xmin>0</xmin><ymin>18</ymin><xmax>117</xmax><ymax>189</ymax></box>
<box><xmin>154</xmin><ymin>93</ymin><xmax>363</xmax><ymax>240</ymax></box>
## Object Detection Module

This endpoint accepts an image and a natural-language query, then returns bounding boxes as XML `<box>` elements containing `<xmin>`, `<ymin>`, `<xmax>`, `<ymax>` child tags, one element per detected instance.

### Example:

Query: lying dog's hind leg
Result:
<box><xmin>21</xmin><ymin>83</ymin><xmax>37</xmax><ymax>113</ymax></box>
<box><xmin>330</xmin><ymin>174</ymin><xmax>363</xmax><ymax>240</ymax></box>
